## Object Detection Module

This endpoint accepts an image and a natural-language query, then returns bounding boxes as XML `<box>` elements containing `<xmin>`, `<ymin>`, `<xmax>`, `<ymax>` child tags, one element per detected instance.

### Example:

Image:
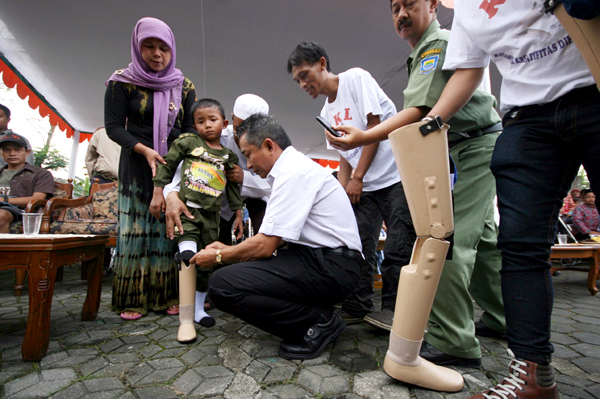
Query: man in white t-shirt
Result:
<box><xmin>426</xmin><ymin>2</ymin><xmax>600</xmax><ymax>398</ymax></box>
<box><xmin>287</xmin><ymin>42</ymin><xmax>416</xmax><ymax>329</ymax></box>
<box><xmin>190</xmin><ymin>114</ymin><xmax>362</xmax><ymax>361</ymax></box>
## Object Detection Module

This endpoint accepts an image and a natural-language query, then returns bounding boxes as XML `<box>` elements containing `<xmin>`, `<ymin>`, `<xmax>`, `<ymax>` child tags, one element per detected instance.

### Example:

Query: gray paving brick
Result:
<box><xmin>572</xmin><ymin>332</ymin><xmax>600</xmax><ymax>345</ymax></box>
<box><xmin>573</xmin><ymin>357</ymin><xmax>600</xmax><ymax>375</ymax></box>
<box><xmin>135</xmin><ymin>386</ymin><xmax>178</xmax><ymax>399</ymax></box>
<box><xmin>82</xmin><ymin>377</ymin><xmax>125</xmax><ymax>392</ymax></box>
<box><xmin>297</xmin><ymin>364</ymin><xmax>349</xmax><ymax>395</ymax></box>
<box><xmin>223</xmin><ymin>372</ymin><xmax>260</xmax><ymax>399</ymax></box>
<box><xmin>353</xmin><ymin>371</ymin><xmax>410</xmax><ymax>399</ymax></box>
<box><xmin>258</xmin><ymin>384</ymin><xmax>312</xmax><ymax>399</ymax></box>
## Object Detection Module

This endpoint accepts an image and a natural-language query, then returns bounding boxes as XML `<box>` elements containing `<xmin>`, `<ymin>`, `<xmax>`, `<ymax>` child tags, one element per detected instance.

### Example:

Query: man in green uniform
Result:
<box><xmin>326</xmin><ymin>0</ymin><xmax>505</xmax><ymax>367</ymax></box>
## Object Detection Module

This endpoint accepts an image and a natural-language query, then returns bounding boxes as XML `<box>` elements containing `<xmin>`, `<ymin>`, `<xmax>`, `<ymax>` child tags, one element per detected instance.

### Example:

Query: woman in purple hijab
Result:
<box><xmin>105</xmin><ymin>17</ymin><xmax>196</xmax><ymax>320</ymax></box>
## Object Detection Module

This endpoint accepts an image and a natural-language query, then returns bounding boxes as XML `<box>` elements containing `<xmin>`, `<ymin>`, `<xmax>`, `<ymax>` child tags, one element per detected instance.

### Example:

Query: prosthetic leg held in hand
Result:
<box><xmin>384</xmin><ymin>119</ymin><xmax>463</xmax><ymax>392</ymax></box>
<box><xmin>546</xmin><ymin>1</ymin><xmax>600</xmax><ymax>91</ymax></box>
<box><xmin>178</xmin><ymin>251</ymin><xmax>197</xmax><ymax>343</ymax></box>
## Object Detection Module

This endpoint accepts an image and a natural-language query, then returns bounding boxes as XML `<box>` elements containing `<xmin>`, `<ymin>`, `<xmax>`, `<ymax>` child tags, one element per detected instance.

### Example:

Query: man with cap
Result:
<box><xmin>0</xmin><ymin>131</ymin><xmax>54</xmax><ymax>233</ymax></box>
<box><xmin>0</xmin><ymin>104</ymin><xmax>35</xmax><ymax>168</ymax></box>
<box><xmin>164</xmin><ymin>94</ymin><xmax>271</xmax><ymax>242</ymax></box>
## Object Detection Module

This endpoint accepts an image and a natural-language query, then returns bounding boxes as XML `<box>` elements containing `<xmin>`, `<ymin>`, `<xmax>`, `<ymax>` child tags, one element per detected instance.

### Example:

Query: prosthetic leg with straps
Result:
<box><xmin>178</xmin><ymin>251</ymin><xmax>197</xmax><ymax>343</ymax></box>
<box><xmin>545</xmin><ymin>1</ymin><xmax>600</xmax><ymax>91</ymax></box>
<box><xmin>383</xmin><ymin>119</ymin><xmax>464</xmax><ymax>392</ymax></box>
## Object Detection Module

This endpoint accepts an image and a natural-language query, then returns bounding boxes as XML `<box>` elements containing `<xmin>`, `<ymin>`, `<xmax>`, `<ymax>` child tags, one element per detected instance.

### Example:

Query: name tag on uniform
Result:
<box><xmin>420</xmin><ymin>55</ymin><xmax>439</xmax><ymax>74</ymax></box>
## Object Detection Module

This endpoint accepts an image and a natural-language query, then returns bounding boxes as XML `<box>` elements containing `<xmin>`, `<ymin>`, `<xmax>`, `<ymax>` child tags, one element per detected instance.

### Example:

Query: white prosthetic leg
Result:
<box><xmin>549</xmin><ymin>4</ymin><xmax>600</xmax><ymax>91</ymax></box>
<box><xmin>178</xmin><ymin>252</ymin><xmax>197</xmax><ymax>343</ymax></box>
<box><xmin>383</xmin><ymin>119</ymin><xmax>463</xmax><ymax>392</ymax></box>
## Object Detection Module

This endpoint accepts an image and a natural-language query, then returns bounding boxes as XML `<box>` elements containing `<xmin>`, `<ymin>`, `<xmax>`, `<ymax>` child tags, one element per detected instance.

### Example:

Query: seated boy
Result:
<box><xmin>152</xmin><ymin>98</ymin><xmax>242</xmax><ymax>343</ymax></box>
<box><xmin>0</xmin><ymin>132</ymin><xmax>54</xmax><ymax>233</ymax></box>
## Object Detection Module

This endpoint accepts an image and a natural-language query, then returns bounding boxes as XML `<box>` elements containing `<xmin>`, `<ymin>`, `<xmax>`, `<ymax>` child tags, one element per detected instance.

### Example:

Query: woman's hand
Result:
<box><xmin>149</xmin><ymin>187</ymin><xmax>166</xmax><ymax>220</ymax></box>
<box><xmin>325</xmin><ymin>125</ymin><xmax>369</xmax><ymax>151</ymax></box>
<box><xmin>165</xmin><ymin>191</ymin><xmax>194</xmax><ymax>240</ymax></box>
<box><xmin>134</xmin><ymin>143</ymin><xmax>167</xmax><ymax>177</ymax></box>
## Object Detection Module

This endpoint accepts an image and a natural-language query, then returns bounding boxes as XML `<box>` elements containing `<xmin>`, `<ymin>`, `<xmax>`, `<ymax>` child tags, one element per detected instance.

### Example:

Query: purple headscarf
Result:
<box><xmin>107</xmin><ymin>17</ymin><xmax>184</xmax><ymax>156</ymax></box>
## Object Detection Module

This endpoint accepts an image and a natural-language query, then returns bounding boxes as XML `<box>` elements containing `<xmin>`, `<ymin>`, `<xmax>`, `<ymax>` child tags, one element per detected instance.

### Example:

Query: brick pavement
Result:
<box><xmin>0</xmin><ymin>266</ymin><xmax>598</xmax><ymax>398</ymax></box>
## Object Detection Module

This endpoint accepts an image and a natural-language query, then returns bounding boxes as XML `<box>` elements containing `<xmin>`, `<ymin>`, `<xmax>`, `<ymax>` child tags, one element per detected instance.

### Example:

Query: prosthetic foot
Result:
<box><xmin>383</xmin><ymin>120</ymin><xmax>463</xmax><ymax>392</ymax></box>
<box><xmin>177</xmin><ymin>250</ymin><xmax>197</xmax><ymax>343</ymax></box>
<box><xmin>547</xmin><ymin>2</ymin><xmax>600</xmax><ymax>91</ymax></box>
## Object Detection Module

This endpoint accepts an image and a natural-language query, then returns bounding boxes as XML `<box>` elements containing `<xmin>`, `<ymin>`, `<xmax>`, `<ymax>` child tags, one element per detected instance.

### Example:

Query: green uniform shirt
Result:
<box><xmin>404</xmin><ymin>20</ymin><xmax>501</xmax><ymax>138</ymax></box>
<box><xmin>154</xmin><ymin>133</ymin><xmax>243</xmax><ymax>213</ymax></box>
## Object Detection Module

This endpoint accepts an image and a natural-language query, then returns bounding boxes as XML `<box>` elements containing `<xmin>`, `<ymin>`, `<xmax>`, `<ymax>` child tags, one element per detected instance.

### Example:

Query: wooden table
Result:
<box><xmin>0</xmin><ymin>234</ymin><xmax>108</xmax><ymax>361</ymax></box>
<box><xmin>550</xmin><ymin>244</ymin><xmax>600</xmax><ymax>295</ymax></box>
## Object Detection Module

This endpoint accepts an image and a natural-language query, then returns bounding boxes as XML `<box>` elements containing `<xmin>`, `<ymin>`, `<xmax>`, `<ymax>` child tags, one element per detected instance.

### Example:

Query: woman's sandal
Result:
<box><xmin>120</xmin><ymin>311</ymin><xmax>143</xmax><ymax>320</ymax></box>
<box><xmin>167</xmin><ymin>305</ymin><xmax>179</xmax><ymax>315</ymax></box>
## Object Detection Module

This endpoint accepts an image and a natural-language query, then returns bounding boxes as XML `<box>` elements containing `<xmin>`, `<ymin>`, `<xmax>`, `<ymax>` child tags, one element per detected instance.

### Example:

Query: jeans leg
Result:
<box><xmin>378</xmin><ymin>182</ymin><xmax>416</xmax><ymax>311</ymax></box>
<box><xmin>342</xmin><ymin>193</ymin><xmax>380</xmax><ymax>316</ymax></box>
<box><xmin>491</xmin><ymin>86</ymin><xmax>600</xmax><ymax>363</ymax></box>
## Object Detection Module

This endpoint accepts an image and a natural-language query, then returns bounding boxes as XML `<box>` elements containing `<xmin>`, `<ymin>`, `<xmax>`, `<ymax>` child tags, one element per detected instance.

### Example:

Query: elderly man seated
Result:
<box><xmin>0</xmin><ymin>132</ymin><xmax>54</xmax><ymax>233</ymax></box>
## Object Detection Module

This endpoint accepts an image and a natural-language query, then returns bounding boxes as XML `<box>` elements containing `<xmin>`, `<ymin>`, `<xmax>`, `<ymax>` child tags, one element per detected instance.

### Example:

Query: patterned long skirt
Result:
<box><xmin>111</xmin><ymin>157</ymin><xmax>178</xmax><ymax>314</ymax></box>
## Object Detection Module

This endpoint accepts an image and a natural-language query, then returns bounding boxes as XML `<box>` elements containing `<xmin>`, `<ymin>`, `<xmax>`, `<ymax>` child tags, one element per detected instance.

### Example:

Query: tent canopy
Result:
<box><xmin>0</xmin><ymin>1</ymin><xmax>455</xmax><ymax>161</ymax></box>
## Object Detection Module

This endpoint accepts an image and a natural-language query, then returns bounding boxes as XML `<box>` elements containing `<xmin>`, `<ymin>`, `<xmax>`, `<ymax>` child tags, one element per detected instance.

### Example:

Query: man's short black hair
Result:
<box><xmin>191</xmin><ymin>98</ymin><xmax>226</xmax><ymax>120</ymax></box>
<box><xmin>286</xmin><ymin>42</ymin><xmax>331</xmax><ymax>74</ymax></box>
<box><xmin>0</xmin><ymin>103</ymin><xmax>11</xmax><ymax>119</ymax></box>
<box><xmin>237</xmin><ymin>114</ymin><xmax>292</xmax><ymax>150</ymax></box>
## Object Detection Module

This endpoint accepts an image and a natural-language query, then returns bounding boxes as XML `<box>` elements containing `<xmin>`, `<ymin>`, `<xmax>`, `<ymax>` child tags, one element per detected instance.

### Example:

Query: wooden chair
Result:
<box><xmin>13</xmin><ymin>179</ymin><xmax>74</xmax><ymax>295</ymax></box>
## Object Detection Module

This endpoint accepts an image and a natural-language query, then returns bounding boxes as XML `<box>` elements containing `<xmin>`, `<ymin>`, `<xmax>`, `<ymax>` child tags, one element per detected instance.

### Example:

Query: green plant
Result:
<box><xmin>72</xmin><ymin>176</ymin><xmax>90</xmax><ymax>198</ymax></box>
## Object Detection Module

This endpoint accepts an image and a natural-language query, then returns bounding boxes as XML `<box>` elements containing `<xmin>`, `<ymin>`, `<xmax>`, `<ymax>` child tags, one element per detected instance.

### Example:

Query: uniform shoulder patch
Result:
<box><xmin>420</xmin><ymin>48</ymin><xmax>442</xmax><ymax>59</ymax></box>
<box><xmin>179</xmin><ymin>133</ymin><xmax>197</xmax><ymax>139</ymax></box>
<box><xmin>420</xmin><ymin>55</ymin><xmax>439</xmax><ymax>75</ymax></box>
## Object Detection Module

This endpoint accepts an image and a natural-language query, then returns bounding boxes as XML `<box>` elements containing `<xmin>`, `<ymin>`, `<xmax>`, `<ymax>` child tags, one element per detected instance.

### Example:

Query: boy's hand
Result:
<box><xmin>225</xmin><ymin>164</ymin><xmax>244</xmax><ymax>184</ymax></box>
<box><xmin>150</xmin><ymin>187</ymin><xmax>166</xmax><ymax>220</ymax></box>
<box><xmin>325</xmin><ymin>125</ymin><xmax>368</xmax><ymax>151</ymax></box>
<box><xmin>233</xmin><ymin>215</ymin><xmax>244</xmax><ymax>241</ymax></box>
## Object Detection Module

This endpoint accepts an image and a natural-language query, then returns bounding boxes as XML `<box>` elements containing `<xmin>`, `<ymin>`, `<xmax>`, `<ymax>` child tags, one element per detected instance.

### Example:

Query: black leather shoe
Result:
<box><xmin>420</xmin><ymin>341</ymin><xmax>481</xmax><ymax>368</ymax></box>
<box><xmin>475</xmin><ymin>319</ymin><xmax>506</xmax><ymax>339</ymax></box>
<box><xmin>278</xmin><ymin>310</ymin><xmax>346</xmax><ymax>360</ymax></box>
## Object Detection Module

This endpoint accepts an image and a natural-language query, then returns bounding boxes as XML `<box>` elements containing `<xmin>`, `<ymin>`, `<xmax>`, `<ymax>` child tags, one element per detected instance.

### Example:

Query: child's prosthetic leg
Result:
<box><xmin>383</xmin><ymin>120</ymin><xmax>463</xmax><ymax>392</ymax></box>
<box><xmin>177</xmin><ymin>250</ymin><xmax>197</xmax><ymax>343</ymax></box>
<box><xmin>546</xmin><ymin>2</ymin><xmax>600</xmax><ymax>91</ymax></box>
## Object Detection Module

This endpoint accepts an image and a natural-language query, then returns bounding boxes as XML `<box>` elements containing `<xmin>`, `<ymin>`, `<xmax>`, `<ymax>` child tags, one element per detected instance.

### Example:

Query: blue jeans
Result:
<box><xmin>491</xmin><ymin>85</ymin><xmax>600</xmax><ymax>364</ymax></box>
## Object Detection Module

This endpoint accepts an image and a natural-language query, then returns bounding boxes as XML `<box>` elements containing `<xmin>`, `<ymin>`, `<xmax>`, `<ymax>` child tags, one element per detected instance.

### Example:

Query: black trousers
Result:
<box><xmin>208</xmin><ymin>243</ymin><xmax>360</xmax><ymax>342</ymax></box>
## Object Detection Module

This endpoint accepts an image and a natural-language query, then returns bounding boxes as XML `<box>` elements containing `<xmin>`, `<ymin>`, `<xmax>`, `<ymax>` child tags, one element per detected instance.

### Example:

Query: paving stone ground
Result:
<box><xmin>1</xmin><ymin>264</ymin><xmax>599</xmax><ymax>398</ymax></box>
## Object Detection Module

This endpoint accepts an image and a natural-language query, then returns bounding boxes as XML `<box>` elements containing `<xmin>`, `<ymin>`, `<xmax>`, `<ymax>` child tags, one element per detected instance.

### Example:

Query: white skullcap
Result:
<box><xmin>232</xmin><ymin>94</ymin><xmax>269</xmax><ymax>120</ymax></box>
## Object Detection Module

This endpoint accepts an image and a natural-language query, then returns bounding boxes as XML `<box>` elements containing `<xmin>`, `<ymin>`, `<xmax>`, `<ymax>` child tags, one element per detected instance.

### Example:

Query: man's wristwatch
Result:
<box><xmin>215</xmin><ymin>249</ymin><xmax>223</xmax><ymax>265</ymax></box>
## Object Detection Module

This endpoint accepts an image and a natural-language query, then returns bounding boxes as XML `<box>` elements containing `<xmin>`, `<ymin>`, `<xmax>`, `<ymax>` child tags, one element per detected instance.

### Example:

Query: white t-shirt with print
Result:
<box><xmin>321</xmin><ymin>68</ymin><xmax>400</xmax><ymax>192</ymax></box>
<box><xmin>443</xmin><ymin>0</ymin><xmax>595</xmax><ymax>111</ymax></box>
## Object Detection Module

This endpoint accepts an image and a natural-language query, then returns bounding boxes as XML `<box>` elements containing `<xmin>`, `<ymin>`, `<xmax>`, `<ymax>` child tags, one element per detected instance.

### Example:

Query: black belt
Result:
<box><xmin>322</xmin><ymin>246</ymin><xmax>363</xmax><ymax>262</ymax></box>
<box><xmin>448</xmin><ymin>122</ymin><xmax>503</xmax><ymax>148</ymax></box>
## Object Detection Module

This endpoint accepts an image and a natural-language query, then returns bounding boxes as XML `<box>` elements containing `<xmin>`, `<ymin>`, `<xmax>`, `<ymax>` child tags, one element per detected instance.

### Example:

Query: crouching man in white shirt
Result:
<box><xmin>189</xmin><ymin>114</ymin><xmax>363</xmax><ymax>360</ymax></box>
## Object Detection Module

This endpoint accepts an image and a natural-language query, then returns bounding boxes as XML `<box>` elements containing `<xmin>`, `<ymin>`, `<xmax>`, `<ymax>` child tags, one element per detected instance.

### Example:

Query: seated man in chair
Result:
<box><xmin>0</xmin><ymin>132</ymin><xmax>54</xmax><ymax>233</ymax></box>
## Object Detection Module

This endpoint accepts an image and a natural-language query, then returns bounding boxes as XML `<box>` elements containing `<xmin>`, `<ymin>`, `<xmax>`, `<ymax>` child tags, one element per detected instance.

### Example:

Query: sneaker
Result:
<box><xmin>468</xmin><ymin>350</ymin><xmax>558</xmax><ymax>399</ymax></box>
<box><xmin>363</xmin><ymin>309</ymin><xmax>393</xmax><ymax>331</ymax></box>
<box><xmin>420</xmin><ymin>341</ymin><xmax>481</xmax><ymax>368</ymax></box>
<box><xmin>475</xmin><ymin>319</ymin><xmax>506</xmax><ymax>339</ymax></box>
<box><xmin>338</xmin><ymin>309</ymin><xmax>364</xmax><ymax>325</ymax></box>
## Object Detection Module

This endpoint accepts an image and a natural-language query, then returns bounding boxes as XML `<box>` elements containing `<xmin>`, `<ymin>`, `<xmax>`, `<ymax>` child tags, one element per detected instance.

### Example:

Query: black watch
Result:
<box><xmin>419</xmin><ymin>115</ymin><xmax>444</xmax><ymax>136</ymax></box>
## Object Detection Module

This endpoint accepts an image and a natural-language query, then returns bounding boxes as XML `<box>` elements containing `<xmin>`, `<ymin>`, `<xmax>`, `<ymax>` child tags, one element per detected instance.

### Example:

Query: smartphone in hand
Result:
<box><xmin>316</xmin><ymin>116</ymin><xmax>342</xmax><ymax>137</ymax></box>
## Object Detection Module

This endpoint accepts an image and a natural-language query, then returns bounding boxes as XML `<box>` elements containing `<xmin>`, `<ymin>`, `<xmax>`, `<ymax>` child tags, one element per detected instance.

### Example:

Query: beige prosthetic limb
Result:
<box><xmin>178</xmin><ymin>261</ymin><xmax>197</xmax><ymax>343</ymax></box>
<box><xmin>552</xmin><ymin>5</ymin><xmax>600</xmax><ymax>91</ymax></box>
<box><xmin>383</xmin><ymin>120</ymin><xmax>463</xmax><ymax>392</ymax></box>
